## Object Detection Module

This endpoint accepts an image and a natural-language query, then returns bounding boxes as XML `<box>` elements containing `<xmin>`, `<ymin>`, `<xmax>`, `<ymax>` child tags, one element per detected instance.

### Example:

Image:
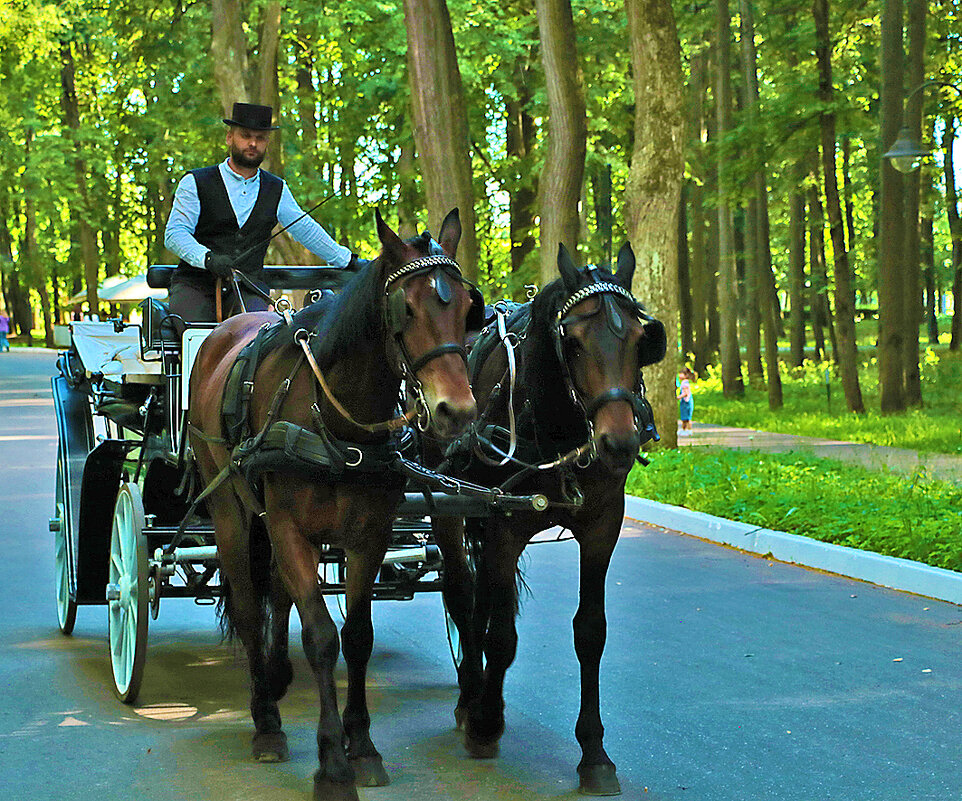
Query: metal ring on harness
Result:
<box><xmin>344</xmin><ymin>447</ymin><xmax>363</xmax><ymax>468</ymax></box>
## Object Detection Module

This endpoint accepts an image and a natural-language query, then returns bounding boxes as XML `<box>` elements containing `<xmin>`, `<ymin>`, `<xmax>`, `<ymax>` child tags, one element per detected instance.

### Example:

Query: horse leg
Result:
<box><xmin>269</xmin><ymin>511</ymin><xmax>357</xmax><ymax>801</ymax></box>
<box><xmin>572</xmin><ymin>529</ymin><xmax>621</xmax><ymax>796</ymax></box>
<box><xmin>464</xmin><ymin>519</ymin><xmax>524</xmax><ymax>759</ymax></box>
<box><xmin>266</xmin><ymin>562</ymin><xmax>295</xmax><ymax>702</ymax></box>
<box><xmin>213</xmin><ymin>496</ymin><xmax>289</xmax><ymax>763</ymax></box>
<box><xmin>340</xmin><ymin>542</ymin><xmax>390</xmax><ymax>787</ymax></box>
<box><xmin>432</xmin><ymin>514</ymin><xmax>482</xmax><ymax>728</ymax></box>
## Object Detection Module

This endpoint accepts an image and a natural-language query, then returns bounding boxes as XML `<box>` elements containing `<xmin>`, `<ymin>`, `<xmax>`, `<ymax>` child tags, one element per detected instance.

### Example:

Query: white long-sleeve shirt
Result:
<box><xmin>164</xmin><ymin>159</ymin><xmax>352</xmax><ymax>269</ymax></box>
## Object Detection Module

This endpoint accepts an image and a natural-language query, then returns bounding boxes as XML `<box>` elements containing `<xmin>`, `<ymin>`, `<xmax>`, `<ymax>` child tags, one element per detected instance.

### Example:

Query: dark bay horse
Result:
<box><xmin>188</xmin><ymin>210</ymin><xmax>478</xmax><ymax>801</ymax></box>
<box><xmin>436</xmin><ymin>243</ymin><xmax>666</xmax><ymax>796</ymax></box>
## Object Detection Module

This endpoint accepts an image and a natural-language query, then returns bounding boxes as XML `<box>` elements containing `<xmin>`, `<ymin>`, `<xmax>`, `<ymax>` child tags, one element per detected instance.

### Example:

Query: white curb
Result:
<box><xmin>624</xmin><ymin>495</ymin><xmax>962</xmax><ymax>606</ymax></box>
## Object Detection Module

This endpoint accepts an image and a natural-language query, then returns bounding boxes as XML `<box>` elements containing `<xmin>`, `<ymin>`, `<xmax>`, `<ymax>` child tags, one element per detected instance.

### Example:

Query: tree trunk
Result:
<box><xmin>878</xmin><ymin>0</ymin><xmax>906</xmax><ymax>410</ymax></box>
<box><xmin>624</xmin><ymin>0</ymin><xmax>685</xmax><ymax>448</ymax></box>
<box><xmin>404</xmin><ymin>0</ymin><xmax>480</xmax><ymax>279</ymax></box>
<box><xmin>945</xmin><ymin>116</ymin><xmax>962</xmax><ymax>351</ymax></box>
<box><xmin>901</xmin><ymin>0</ymin><xmax>925</xmax><ymax>405</ymax></box>
<box><xmin>742</xmin><ymin>197</ymin><xmax>764</xmax><ymax>385</ymax></box>
<box><xmin>397</xmin><ymin>120</ymin><xmax>419</xmax><ymax>239</ymax></box>
<box><xmin>842</xmin><ymin>136</ymin><xmax>856</xmax><ymax>253</ymax></box>
<box><xmin>59</xmin><ymin>39</ymin><xmax>100</xmax><ymax>316</ymax></box>
<box><xmin>714</xmin><ymin>0</ymin><xmax>743</xmax><ymax>396</ymax></box>
<box><xmin>687</xmin><ymin>47</ymin><xmax>709</xmax><ymax>373</ymax></box>
<box><xmin>255</xmin><ymin>0</ymin><xmax>283</xmax><ymax>175</ymax></box>
<box><xmin>788</xmin><ymin>191</ymin><xmax>807</xmax><ymax>366</ymax></box>
<box><xmin>211</xmin><ymin>0</ymin><xmax>250</xmax><ymax>113</ymax></box>
<box><xmin>535</xmin><ymin>0</ymin><xmax>587</xmax><ymax>284</ymax></box>
<box><xmin>506</xmin><ymin>56</ymin><xmax>538</xmax><ymax>277</ymax></box>
<box><xmin>740</xmin><ymin>0</ymin><xmax>783</xmax><ymax>406</ymax></box>
<box><xmin>921</xmin><ymin>214</ymin><xmax>938</xmax><ymax>344</ymax></box>
<box><xmin>678</xmin><ymin>186</ymin><xmax>693</xmax><ymax>357</ymax></box>
<box><xmin>813</xmin><ymin>0</ymin><xmax>864</xmax><ymax>413</ymax></box>
<box><xmin>808</xmin><ymin>184</ymin><xmax>827</xmax><ymax>361</ymax></box>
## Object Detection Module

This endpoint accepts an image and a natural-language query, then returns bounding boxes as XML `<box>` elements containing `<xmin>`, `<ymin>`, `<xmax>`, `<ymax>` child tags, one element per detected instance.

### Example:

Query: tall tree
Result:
<box><xmin>878</xmin><ymin>0</ymin><xmax>906</xmax><ymax>411</ymax></box>
<box><xmin>211</xmin><ymin>0</ymin><xmax>250</xmax><ymax>113</ymax></box>
<box><xmin>813</xmin><ymin>0</ymin><xmax>864</xmax><ymax>413</ymax></box>
<box><xmin>714</xmin><ymin>0</ymin><xmax>743</xmax><ymax>396</ymax></box>
<box><xmin>686</xmin><ymin>46</ymin><xmax>710</xmax><ymax>373</ymax></box>
<box><xmin>535</xmin><ymin>0</ymin><xmax>587</xmax><ymax>284</ymax></box>
<box><xmin>404</xmin><ymin>0</ymin><xmax>480</xmax><ymax>279</ymax></box>
<box><xmin>945</xmin><ymin>116</ymin><xmax>962</xmax><ymax>351</ymax></box>
<box><xmin>901</xmin><ymin>0</ymin><xmax>926</xmax><ymax>405</ymax></box>
<box><xmin>59</xmin><ymin>38</ymin><xmax>100</xmax><ymax>316</ymax></box>
<box><xmin>624</xmin><ymin>0</ymin><xmax>685</xmax><ymax>447</ymax></box>
<box><xmin>788</xmin><ymin>189</ymin><xmax>807</xmax><ymax>367</ymax></box>
<box><xmin>740</xmin><ymin>0</ymin><xmax>782</xmax><ymax>408</ymax></box>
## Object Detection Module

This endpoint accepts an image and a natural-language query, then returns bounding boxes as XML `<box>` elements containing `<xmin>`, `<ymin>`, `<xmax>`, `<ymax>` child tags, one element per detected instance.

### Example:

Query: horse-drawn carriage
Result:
<box><xmin>49</xmin><ymin>214</ymin><xmax>666</xmax><ymax>799</ymax></box>
<box><xmin>50</xmin><ymin>259</ymin><xmax>544</xmax><ymax>703</ymax></box>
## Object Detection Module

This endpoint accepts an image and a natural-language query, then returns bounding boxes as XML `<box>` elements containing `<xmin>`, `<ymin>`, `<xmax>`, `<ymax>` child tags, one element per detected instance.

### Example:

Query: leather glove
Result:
<box><xmin>205</xmin><ymin>251</ymin><xmax>235</xmax><ymax>280</ymax></box>
<box><xmin>346</xmin><ymin>253</ymin><xmax>370</xmax><ymax>272</ymax></box>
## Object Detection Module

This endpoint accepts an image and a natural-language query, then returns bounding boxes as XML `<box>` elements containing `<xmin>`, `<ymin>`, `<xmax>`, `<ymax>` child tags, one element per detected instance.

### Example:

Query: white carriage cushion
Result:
<box><xmin>70</xmin><ymin>321</ymin><xmax>163</xmax><ymax>385</ymax></box>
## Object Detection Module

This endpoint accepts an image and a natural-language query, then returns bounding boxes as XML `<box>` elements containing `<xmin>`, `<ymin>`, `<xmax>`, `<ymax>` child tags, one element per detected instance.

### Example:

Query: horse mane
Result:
<box><xmin>310</xmin><ymin>259</ymin><xmax>385</xmax><ymax>370</ymax></box>
<box><xmin>519</xmin><ymin>276</ymin><xmax>590</xmax><ymax>444</ymax></box>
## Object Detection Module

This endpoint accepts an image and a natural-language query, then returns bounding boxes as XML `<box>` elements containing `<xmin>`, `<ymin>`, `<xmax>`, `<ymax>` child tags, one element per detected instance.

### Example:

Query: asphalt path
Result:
<box><xmin>0</xmin><ymin>348</ymin><xmax>959</xmax><ymax>801</ymax></box>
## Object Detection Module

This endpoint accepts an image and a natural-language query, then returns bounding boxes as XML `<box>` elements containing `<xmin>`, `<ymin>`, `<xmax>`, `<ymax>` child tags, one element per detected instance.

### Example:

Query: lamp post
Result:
<box><xmin>882</xmin><ymin>79</ymin><xmax>962</xmax><ymax>173</ymax></box>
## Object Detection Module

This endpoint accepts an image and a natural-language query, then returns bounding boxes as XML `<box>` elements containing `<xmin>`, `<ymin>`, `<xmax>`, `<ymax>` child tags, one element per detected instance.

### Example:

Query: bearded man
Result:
<box><xmin>164</xmin><ymin>102</ymin><xmax>357</xmax><ymax>321</ymax></box>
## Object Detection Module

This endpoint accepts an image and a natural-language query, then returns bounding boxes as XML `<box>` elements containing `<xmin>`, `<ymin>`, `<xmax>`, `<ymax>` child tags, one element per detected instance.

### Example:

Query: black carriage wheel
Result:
<box><xmin>107</xmin><ymin>482</ymin><xmax>149</xmax><ymax>703</ymax></box>
<box><xmin>53</xmin><ymin>444</ymin><xmax>77</xmax><ymax>635</ymax></box>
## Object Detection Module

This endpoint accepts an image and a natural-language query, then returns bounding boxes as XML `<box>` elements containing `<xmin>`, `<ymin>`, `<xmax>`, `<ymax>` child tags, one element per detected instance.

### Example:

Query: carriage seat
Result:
<box><xmin>69</xmin><ymin>321</ymin><xmax>163</xmax><ymax>386</ymax></box>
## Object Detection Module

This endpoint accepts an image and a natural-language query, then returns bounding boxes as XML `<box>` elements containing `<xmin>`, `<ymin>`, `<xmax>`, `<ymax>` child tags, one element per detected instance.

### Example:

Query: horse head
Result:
<box><xmin>376</xmin><ymin>208</ymin><xmax>480</xmax><ymax>441</ymax></box>
<box><xmin>550</xmin><ymin>242</ymin><xmax>666</xmax><ymax>473</ymax></box>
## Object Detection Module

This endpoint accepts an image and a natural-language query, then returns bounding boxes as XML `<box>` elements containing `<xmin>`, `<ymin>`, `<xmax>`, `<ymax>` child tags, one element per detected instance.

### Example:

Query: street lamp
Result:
<box><xmin>882</xmin><ymin>79</ymin><xmax>962</xmax><ymax>173</ymax></box>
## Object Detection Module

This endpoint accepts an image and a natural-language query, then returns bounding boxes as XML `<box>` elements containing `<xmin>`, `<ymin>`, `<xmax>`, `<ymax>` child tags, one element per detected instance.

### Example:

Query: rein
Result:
<box><xmin>294</xmin><ymin>328</ymin><xmax>416</xmax><ymax>434</ymax></box>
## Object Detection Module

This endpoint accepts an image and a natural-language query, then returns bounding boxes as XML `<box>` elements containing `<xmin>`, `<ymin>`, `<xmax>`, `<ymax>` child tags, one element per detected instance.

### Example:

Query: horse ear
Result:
<box><xmin>376</xmin><ymin>208</ymin><xmax>406</xmax><ymax>264</ymax></box>
<box><xmin>438</xmin><ymin>208</ymin><xmax>461</xmax><ymax>257</ymax></box>
<box><xmin>557</xmin><ymin>243</ymin><xmax>581</xmax><ymax>293</ymax></box>
<box><xmin>614</xmin><ymin>241</ymin><xmax>636</xmax><ymax>289</ymax></box>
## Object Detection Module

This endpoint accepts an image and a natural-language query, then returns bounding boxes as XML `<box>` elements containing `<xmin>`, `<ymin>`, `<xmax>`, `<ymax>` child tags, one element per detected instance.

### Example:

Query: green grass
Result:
<box><xmin>626</xmin><ymin>447</ymin><xmax>962</xmax><ymax>572</ymax></box>
<box><xmin>691</xmin><ymin>346</ymin><xmax>962</xmax><ymax>455</ymax></box>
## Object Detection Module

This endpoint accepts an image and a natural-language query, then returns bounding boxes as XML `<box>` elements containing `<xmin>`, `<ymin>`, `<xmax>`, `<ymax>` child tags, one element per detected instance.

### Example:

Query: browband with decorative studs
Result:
<box><xmin>385</xmin><ymin>255</ymin><xmax>462</xmax><ymax>289</ymax></box>
<box><xmin>558</xmin><ymin>282</ymin><xmax>638</xmax><ymax>320</ymax></box>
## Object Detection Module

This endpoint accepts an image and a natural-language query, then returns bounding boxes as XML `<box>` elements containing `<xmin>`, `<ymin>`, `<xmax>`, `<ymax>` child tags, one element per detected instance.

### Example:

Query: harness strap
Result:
<box><xmin>295</xmin><ymin>329</ymin><xmax>415</xmax><ymax>433</ymax></box>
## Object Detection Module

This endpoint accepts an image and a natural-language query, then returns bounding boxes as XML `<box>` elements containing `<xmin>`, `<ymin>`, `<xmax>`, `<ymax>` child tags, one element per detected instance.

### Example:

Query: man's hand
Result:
<box><xmin>346</xmin><ymin>253</ymin><xmax>370</xmax><ymax>272</ymax></box>
<box><xmin>205</xmin><ymin>251</ymin><xmax>235</xmax><ymax>280</ymax></box>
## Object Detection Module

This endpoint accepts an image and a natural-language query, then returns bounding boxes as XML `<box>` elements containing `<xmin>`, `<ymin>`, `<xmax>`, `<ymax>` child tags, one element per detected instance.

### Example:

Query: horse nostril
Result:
<box><xmin>435</xmin><ymin>400</ymin><xmax>477</xmax><ymax>432</ymax></box>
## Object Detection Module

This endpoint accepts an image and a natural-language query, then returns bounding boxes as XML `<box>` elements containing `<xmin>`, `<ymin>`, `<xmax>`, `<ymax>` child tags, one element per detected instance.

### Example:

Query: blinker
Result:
<box><xmin>432</xmin><ymin>270</ymin><xmax>453</xmax><ymax>304</ymax></box>
<box><xmin>386</xmin><ymin>287</ymin><xmax>409</xmax><ymax>336</ymax></box>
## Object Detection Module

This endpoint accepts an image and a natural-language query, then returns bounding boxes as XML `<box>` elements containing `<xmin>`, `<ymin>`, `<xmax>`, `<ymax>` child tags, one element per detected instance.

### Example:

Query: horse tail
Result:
<box><xmin>216</xmin><ymin>514</ymin><xmax>274</xmax><ymax>642</ymax></box>
<box><xmin>465</xmin><ymin>518</ymin><xmax>530</xmax><ymax>617</ymax></box>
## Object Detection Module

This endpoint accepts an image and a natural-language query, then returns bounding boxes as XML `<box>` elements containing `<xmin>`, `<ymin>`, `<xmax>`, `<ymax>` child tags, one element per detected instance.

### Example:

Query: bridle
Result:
<box><xmin>552</xmin><ymin>275</ymin><xmax>656</xmax><ymax>457</ymax></box>
<box><xmin>384</xmin><ymin>253</ymin><xmax>481</xmax><ymax>431</ymax></box>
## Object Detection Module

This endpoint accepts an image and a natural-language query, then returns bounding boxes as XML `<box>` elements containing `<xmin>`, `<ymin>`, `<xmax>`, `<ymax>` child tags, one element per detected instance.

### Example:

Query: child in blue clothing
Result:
<box><xmin>677</xmin><ymin>367</ymin><xmax>695</xmax><ymax>435</ymax></box>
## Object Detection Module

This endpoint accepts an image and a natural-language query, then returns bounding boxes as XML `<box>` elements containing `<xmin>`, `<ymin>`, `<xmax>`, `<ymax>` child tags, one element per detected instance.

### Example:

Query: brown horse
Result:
<box><xmin>188</xmin><ymin>210</ymin><xmax>478</xmax><ymax>801</ymax></box>
<box><xmin>436</xmin><ymin>243</ymin><xmax>666</xmax><ymax>796</ymax></box>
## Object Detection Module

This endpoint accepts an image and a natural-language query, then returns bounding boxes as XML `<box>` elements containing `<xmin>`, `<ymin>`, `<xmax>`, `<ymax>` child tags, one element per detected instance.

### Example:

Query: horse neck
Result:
<box><xmin>320</xmin><ymin>339</ymin><xmax>401</xmax><ymax>441</ymax></box>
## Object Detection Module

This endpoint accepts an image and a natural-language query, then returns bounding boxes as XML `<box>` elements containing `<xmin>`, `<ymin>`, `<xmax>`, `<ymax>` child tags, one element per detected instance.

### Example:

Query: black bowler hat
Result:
<box><xmin>222</xmin><ymin>102</ymin><xmax>280</xmax><ymax>131</ymax></box>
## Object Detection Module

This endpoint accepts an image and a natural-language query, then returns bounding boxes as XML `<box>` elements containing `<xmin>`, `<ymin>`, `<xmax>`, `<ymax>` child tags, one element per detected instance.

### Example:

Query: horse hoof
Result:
<box><xmin>350</xmin><ymin>756</ymin><xmax>390</xmax><ymax>787</ymax></box>
<box><xmin>313</xmin><ymin>778</ymin><xmax>360</xmax><ymax>801</ymax></box>
<box><xmin>464</xmin><ymin>732</ymin><xmax>500</xmax><ymax>759</ymax></box>
<box><xmin>578</xmin><ymin>764</ymin><xmax>621</xmax><ymax>796</ymax></box>
<box><xmin>252</xmin><ymin>730</ymin><xmax>289</xmax><ymax>763</ymax></box>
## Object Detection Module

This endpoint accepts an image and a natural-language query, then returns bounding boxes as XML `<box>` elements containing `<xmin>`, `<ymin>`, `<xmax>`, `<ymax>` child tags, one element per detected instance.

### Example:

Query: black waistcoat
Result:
<box><xmin>174</xmin><ymin>164</ymin><xmax>283</xmax><ymax>285</ymax></box>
